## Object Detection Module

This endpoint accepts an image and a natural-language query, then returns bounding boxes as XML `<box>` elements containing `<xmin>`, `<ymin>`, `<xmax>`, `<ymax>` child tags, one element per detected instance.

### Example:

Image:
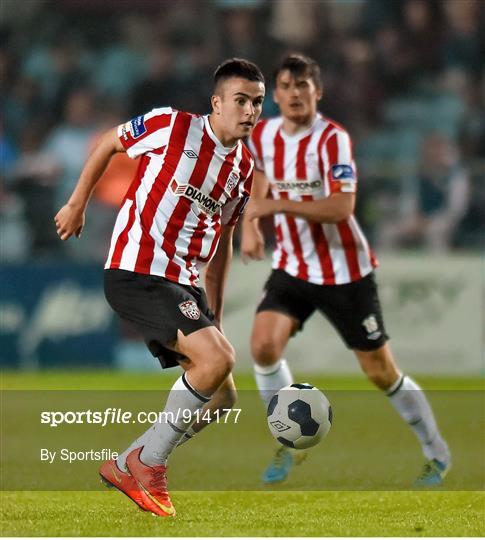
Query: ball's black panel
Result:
<box><xmin>328</xmin><ymin>404</ymin><xmax>333</xmax><ymax>424</ymax></box>
<box><xmin>290</xmin><ymin>383</ymin><xmax>314</xmax><ymax>390</ymax></box>
<box><xmin>288</xmin><ymin>399</ymin><xmax>319</xmax><ymax>436</ymax></box>
<box><xmin>267</xmin><ymin>393</ymin><xmax>278</xmax><ymax>417</ymax></box>
<box><xmin>277</xmin><ymin>436</ymin><xmax>295</xmax><ymax>448</ymax></box>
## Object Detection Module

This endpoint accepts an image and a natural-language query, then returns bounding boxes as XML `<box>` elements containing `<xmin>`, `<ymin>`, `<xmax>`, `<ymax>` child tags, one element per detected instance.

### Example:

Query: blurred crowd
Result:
<box><xmin>1</xmin><ymin>0</ymin><xmax>484</xmax><ymax>263</ymax></box>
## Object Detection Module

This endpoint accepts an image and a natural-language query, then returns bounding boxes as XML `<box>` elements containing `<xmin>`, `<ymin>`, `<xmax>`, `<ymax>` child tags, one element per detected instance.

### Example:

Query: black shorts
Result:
<box><xmin>256</xmin><ymin>269</ymin><xmax>389</xmax><ymax>351</ymax></box>
<box><xmin>104</xmin><ymin>269</ymin><xmax>216</xmax><ymax>369</ymax></box>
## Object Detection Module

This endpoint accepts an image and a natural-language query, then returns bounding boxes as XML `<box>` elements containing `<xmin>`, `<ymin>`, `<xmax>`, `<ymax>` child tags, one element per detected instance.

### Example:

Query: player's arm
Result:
<box><xmin>240</xmin><ymin>169</ymin><xmax>269</xmax><ymax>261</ymax></box>
<box><xmin>54</xmin><ymin>127</ymin><xmax>124</xmax><ymax>240</ymax></box>
<box><xmin>245</xmin><ymin>192</ymin><xmax>355</xmax><ymax>224</ymax></box>
<box><xmin>204</xmin><ymin>224</ymin><xmax>235</xmax><ymax>327</ymax></box>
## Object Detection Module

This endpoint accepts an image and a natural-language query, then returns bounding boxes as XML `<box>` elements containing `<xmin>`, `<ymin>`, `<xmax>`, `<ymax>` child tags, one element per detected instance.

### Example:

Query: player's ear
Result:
<box><xmin>316</xmin><ymin>86</ymin><xmax>323</xmax><ymax>101</ymax></box>
<box><xmin>211</xmin><ymin>94</ymin><xmax>222</xmax><ymax>115</ymax></box>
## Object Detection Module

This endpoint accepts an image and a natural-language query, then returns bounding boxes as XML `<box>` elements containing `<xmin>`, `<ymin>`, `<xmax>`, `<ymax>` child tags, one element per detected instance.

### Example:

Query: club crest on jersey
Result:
<box><xmin>225</xmin><ymin>171</ymin><xmax>240</xmax><ymax>194</ymax></box>
<box><xmin>274</xmin><ymin>179</ymin><xmax>322</xmax><ymax>194</ymax></box>
<box><xmin>129</xmin><ymin>116</ymin><xmax>147</xmax><ymax>138</ymax></box>
<box><xmin>170</xmin><ymin>179</ymin><xmax>222</xmax><ymax>217</ymax></box>
<box><xmin>362</xmin><ymin>314</ymin><xmax>382</xmax><ymax>340</ymax></box>
<box><xmin>178</xmin><ymin>300</ymin><xmax>201</xmax><ymax>320</ymax></box>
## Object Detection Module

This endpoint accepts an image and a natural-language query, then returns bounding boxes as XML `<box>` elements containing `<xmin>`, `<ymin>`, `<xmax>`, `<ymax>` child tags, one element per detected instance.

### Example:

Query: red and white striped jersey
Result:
<box><xmin>248</xmin><ymin>114</ymin><xmax>377</xmax><ymax>285</ymax></box>
<box><xmin>105</xmin><ymin>107</ymin><xmax>254</xmax><ymax>285</ymax></box>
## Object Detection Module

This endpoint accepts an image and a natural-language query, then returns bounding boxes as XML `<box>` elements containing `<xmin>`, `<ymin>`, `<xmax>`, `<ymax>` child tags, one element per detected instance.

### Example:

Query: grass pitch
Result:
<box><xmin>1</xmin><ymin>370</ymin><xmax>484</xmax><ymax>537</ymax></box>
<box><xmin>2</xmin><ymin>490</ymin><xmax>484</xmax><ymax>536</ymax></box>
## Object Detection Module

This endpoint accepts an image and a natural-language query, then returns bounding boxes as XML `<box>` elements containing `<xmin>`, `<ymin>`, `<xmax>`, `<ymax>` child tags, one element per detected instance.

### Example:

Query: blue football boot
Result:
<box><xmin>262</xmin><ymin>446</ymin><xmax>307</xmax><ymax>484</ymax></box>
<box><xmin>414</xmin><ymin>458</ymin><xmax>451</xmax><ymax>487</ymax></box>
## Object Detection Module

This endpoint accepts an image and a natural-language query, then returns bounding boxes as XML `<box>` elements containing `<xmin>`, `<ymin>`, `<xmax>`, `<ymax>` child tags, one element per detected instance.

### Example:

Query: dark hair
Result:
<box><xmin>273</xmin><ymin>53</ymin><xmax>322</xmax><ymax>89</ymax></box>
<box><xmin>213</xmin><ymin>58</ymin><xmax>265</xmax><ymax>92</ymax></box>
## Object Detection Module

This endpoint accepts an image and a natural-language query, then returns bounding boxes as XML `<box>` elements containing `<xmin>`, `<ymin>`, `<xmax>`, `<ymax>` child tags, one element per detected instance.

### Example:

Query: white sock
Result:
<box><xmin>176</xmin><ymin>425</ymin><xmax>197</xmax><ymax>447</ymax></box>
<box><xmin>254</xmin><ymin>359</ymin><xmax>293</xmax><ymax>408</ymax></box>
<box><xmin>128</xmin><ymin>373</ymin><xmax>211</xmax><ymax>467</ymax></box>
<box><xmin>116</xmin><ymin>424</ymin><xmax>153</xmax><ymax>472</ymax></box>
<box><xmin>387</xmin><ymin>374</ymin><xmax>450</xmax><ymax>463</ymax></box>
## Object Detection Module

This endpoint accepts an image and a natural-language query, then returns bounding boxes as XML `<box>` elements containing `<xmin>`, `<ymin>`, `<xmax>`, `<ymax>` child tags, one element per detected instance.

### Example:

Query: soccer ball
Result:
<box><xmin>267</xmin><ymin>383</ymin><xmax>332</xmax><ymax>449</ymax></box>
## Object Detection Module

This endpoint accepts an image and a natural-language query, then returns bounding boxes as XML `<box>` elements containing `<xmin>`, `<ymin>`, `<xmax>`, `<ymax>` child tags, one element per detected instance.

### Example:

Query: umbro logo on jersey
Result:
<box><xmin>170</xmin><ymin>179</ymin><xmax>222</xmax><ymax>217</ymax></box>
<box><xmin>183</xmin><ymin>150</ymin><xmax>198</xmax><ymax>158</ymax></box>
<box><xmin>274</xmin><ymin>179</ymin><xmax>322</xmax><ymax>193</ymax></box>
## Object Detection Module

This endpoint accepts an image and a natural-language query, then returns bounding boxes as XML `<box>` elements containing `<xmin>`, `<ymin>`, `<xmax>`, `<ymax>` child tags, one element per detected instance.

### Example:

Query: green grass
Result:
<box><xmin>1</xmin><ymin>370</ymin><xmax>484</xmax><ymax>536</ymax></box>
<box><xmin>2</xmin><ymin>369</ymin><xmax>484</xmax><ymax>390</ymax></box>
<box><xmin>1</xmin><ymin>490</ymin><xmax>483</xmax><ymax>536</ymax></box>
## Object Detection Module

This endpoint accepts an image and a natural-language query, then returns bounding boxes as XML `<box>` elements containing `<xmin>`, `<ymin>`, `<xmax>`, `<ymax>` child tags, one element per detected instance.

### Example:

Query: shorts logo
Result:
<box><xmin>179</xmin><ymin>300</ymin><xmax>200</xmax><ymax>320</ymax></box>
<box><xmin>362</xmin><ymin>314</ymin><xmax>382</xmax><ymax>340</ymax></box>
<box><xmin>183</xmin><ymin>149</ymin><xmax>198</xmax><ymax>158</ymax></box>
<box><xmin>170</xmin><ymin>179</ymin><xmax>222</xmax><ymax>217</ymax></box>
<box><xmin>273</xmin><ymin>179</ymin><xmax>322</xmax><ymax>194</ymax></box>
<box><xmin>225</xmin><ymin>171</ymin><xmax>240</xmax><ymax>194</ymax></box>
<box><xmin>129</xmin><ymin>116</ymin><xmax>147</xmax><ymax>138</ymax></box>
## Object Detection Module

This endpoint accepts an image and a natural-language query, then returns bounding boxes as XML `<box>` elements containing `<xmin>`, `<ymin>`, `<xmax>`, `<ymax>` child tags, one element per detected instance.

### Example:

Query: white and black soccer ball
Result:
<box><xmin>267</xmin><ymin>383</ymin><xmax>332</xmax><ymax>449</ymax></box>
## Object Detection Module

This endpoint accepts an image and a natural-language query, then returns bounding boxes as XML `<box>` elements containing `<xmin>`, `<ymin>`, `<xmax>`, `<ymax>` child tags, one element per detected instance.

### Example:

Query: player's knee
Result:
<box><xmin>199</xmin><ymin>343</ymin><xmax>235</xmax><ymax>381</ymax></box>
<box><xmin>251</xmin><ymin>335</ymin><xmax>281</xmax><ymax>366</ymax></box>
<box><xmin>358</xmin><ymin>350</ymin><xmax>395</xmax><ymax>390</ymax></box>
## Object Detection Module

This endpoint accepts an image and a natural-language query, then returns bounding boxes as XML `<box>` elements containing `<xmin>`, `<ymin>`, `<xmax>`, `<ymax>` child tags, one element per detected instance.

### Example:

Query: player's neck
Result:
<box><xmin>281</xmin><ymin>114</ymin><xmax>316</xmax><ymax>136</ymax></box>
<box><xmin>208</xmin><ymin>114</ymin><xmax>238</xmax><ymax>148</ymax></box>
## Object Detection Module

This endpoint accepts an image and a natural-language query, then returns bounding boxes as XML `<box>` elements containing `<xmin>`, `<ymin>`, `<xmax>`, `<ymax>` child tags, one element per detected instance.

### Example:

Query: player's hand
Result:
<box><xmin>54</xmin><ymin>203</ymin><xmax>85</xmax><ymax>241</ymax></box>
<box><xmin>241</xmin><ymin>224</ymin><xmax>265</xmax><ymax>263</ymax></box>
<box><xmin>245</xmin><ymin>199</ymin><xmax>279</xmax><ymax>221</ymax></box>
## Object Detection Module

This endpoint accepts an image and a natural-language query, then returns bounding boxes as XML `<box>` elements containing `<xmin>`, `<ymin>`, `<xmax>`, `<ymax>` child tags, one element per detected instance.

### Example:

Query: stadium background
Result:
<box><xmin>1</xmin><ymin>0</ymin><xmax>484</xmax><ymax>375</ymax></box>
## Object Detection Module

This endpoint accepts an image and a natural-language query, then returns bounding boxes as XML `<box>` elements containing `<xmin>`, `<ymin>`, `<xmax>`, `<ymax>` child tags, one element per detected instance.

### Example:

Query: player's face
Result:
<box><xmin>212</xmin><ymin>78</ymin><xmax>265</xmax><ymax>143</ymax></box>
<box><xmin>273</xmin><ymin>70</ymin><xmax>322</xmax><ymax>124</ymax></box>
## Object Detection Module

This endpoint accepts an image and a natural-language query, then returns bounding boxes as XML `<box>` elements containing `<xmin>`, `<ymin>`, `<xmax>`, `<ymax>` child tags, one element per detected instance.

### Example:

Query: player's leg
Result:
<box><xmin>177</xmin><ymin>373</ymin><xmax>237</xmax><ymax>446</ymax></box>
<box><xmin>251</xmin><ymin>310</ymin><xmax>297</xmax><ymax>406</ymax></box>
<box><xmin>115</xmin><ymin>371</ymin><xmax>237</xmax><ymax>467</ymax></box>
<box><xmin>354</xmin><ymin>344</ymin><xmax>451</xmax><ymax>485</ymax></box>
<box><xmin>317</xmin><ymin>271</ymin><xmax>450</xmax><ymax>485</ymax></box>
<box><xmin>251</xmin><ymin>270</ymin><xmax>314</xmax><ymax>408</ymax></box>
<box><xmin>124</xmin><ymin>325</ymin><xmax>235</xmax><ymax>516</ymax></box>
<box><xmin>251</xmin><ymin>270</ymin><xmax>315</xmax><ymax>483</ymax></box>
<box><xmin>137</xmin><ymin>325</ymin><xmax>235</xmax><ymax>467</ymax></box>
<box><xmin>102</xmin><ymin>270</ymin><xmax>235</xmax><ymax>514</ymax></box>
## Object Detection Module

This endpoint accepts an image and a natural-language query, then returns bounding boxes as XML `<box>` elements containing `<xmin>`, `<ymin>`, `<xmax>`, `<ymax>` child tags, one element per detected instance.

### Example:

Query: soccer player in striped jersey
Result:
<box><xmin>55</xmin><ymin>58</ymin><xmax>265</xmax><ymax>516</ymax></box>
<box><xmin>242</xmin><ymin>54</ymin><xmax>450</xmax><ymax>486</ymax></box>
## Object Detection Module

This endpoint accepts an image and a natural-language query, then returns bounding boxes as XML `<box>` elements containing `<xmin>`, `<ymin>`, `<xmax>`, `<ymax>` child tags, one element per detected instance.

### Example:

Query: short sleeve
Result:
<box><xmin>324</xmin><ymin>130</ymin><xmax>358</xmax><ymax>194</ymax></box>
<box><xmin>118</xmin><ymin>107</ymin><xmax>174</xmax><ymax>159</ymax></box>
<box><xmin>247</xmin><ymin>120</ymin><xmax>266</xmax><ymax>171</ymax></box>
<box><xmin>221</xmin><ymin>161</ymin><xmax>254</xmax><ymax>226</ymax></box>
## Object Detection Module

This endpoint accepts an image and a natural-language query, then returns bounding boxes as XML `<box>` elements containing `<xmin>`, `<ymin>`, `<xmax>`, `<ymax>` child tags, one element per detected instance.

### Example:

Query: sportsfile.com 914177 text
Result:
<box><xmin>40</xmin><ymin>408</ymin><xmax>242</xmax><ymax>427</ymax></box>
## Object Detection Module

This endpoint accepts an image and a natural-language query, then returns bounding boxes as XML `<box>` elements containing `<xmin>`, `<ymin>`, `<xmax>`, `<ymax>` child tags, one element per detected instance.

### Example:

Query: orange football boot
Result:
<box><xmin>126</xmin><ymin>447</ymin><xmax>176</xmax><ymax>517</ymax></box>
<box><xmin>99</xmin><ymin>458</ymin><xmax>149</xmax><ymax>511</ymax></box>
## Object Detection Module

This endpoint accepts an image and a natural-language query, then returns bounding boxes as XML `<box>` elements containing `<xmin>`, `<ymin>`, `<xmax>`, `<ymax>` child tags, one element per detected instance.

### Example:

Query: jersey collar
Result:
<box><xmin>279</xmin><ymin>113</ymin><xmax>321</xmax><ymax>141</ymax></box>
<box><xmin>204</xmin><ymin>115</ymin><xmax>239</xmax><ymax>153</ymax></box>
